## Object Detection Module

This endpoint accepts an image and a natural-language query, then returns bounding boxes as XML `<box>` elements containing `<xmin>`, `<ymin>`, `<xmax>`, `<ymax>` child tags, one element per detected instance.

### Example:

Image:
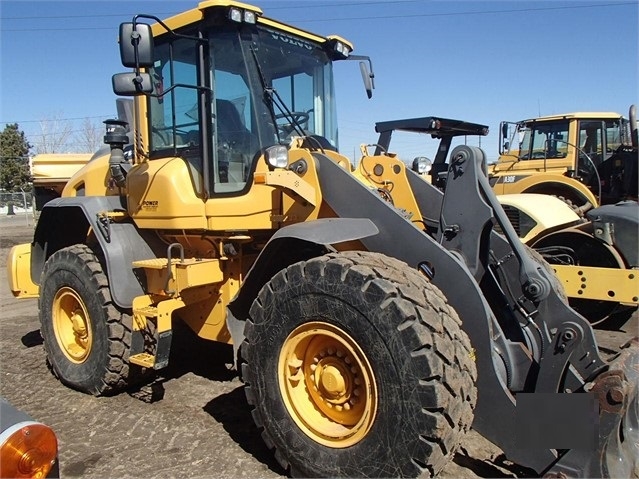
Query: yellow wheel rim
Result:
<box><xmin>52</xmin><ymin>287</ymin><xmax>92</xmax><ymax>363</ymax></box>
<box><xmin>278</xmin><ymin>321</ymin><xmax>377</xmax><ymax>448</ymax></box>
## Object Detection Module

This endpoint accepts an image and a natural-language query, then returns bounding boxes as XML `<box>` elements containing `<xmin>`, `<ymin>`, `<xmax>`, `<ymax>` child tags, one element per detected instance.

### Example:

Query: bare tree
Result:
<box><xmin>75</xmin><ymin>117</ymin><xmax>103</xmax><ymax>153</ymax></box>
<box><xmin>34</xmin><ymin>113</ymin><xmax>73</xmax><ymax>153</ymax></box>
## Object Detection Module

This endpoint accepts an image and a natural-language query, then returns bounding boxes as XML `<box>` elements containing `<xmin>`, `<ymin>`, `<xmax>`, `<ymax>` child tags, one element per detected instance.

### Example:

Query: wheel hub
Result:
<box><xmin>52</xmin><ymin>287</ymin><xmax>92</xmax><ymax>363</ymax></box>
<box><xmin>278</xmin><ymin>322</ymin><xmax>377</xmax><ymax>448</ymax></box>
<box><xmin>71</xmin><ymin>311</ymin><xmax>89</xmax><ymax>339</ymax></box>
<box><xmin>316</xmin><ymin>362</ymin><xmax>346</xmax><ymax>398</ymax></box>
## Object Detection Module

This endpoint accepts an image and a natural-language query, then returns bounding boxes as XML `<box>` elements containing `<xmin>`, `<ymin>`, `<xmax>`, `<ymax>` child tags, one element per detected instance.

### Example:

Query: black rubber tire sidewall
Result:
<box><xmin>244</xmin><ymin>252</ymin><xmax>476</xmax><ymax>478</ymax></box>
<box><xmin>39</xmin><ymin>246</ymin><xmax>121</xmax><ymax>395</ymax></box>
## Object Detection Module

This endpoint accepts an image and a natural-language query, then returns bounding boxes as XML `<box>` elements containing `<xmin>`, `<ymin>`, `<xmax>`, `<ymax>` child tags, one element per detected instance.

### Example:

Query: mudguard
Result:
<box><xmin>230</xmin><ymin>217</ymin><xmax>379</xmax><ymax>314</ymax></box>
<box><xmin>226</xmin><ymin>217</ymin><xmax>379</xmax><ymax>355</ymax></box>
<box><xmin>32</xmin><ymin>196</ymin><xmax>158</xmax><ymax>309</ymax></box>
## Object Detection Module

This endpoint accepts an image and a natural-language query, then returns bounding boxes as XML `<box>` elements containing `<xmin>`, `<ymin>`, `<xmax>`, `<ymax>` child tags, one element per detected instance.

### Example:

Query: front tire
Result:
<box><xmin>39</xmin><ymin>244</ymin><xmax>141</xmax><ymax>395</ymax></box>
<box><xmin>242</xmin><ymin>251</ymin><xmax>477</xmax><ymax>478</ymax></box>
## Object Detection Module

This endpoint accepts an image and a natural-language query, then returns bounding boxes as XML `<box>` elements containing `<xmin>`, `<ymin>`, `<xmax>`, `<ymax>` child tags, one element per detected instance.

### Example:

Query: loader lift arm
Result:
<box><xmin>412</xmin><ymin>145</ymin><xmax>638</xmax><ymax>477</ymax></box>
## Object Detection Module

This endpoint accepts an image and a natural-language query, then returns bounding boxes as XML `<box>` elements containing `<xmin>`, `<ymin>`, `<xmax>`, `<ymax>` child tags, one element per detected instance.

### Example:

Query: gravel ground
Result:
<box><xmin>1</xmin><ymin>215</ymin><xmax>636</xmax><ymax>478</ymax></box>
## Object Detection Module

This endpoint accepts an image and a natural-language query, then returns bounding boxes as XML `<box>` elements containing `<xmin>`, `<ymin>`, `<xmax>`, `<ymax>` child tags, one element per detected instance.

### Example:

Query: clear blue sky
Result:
<box><xmin>1</xmin><ymin>0</ymin><xmax>637</xmax><ymax>163</ymax></box>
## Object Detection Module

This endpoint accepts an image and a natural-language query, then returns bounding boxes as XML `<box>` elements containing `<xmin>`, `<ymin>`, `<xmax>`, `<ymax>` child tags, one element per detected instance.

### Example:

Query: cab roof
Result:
<box><xmin>521</xmin><ymin>111</ymin><xmax>624</xmax><ymax>123</ymax></box>
<box><xmin>375</xmin><ymin>117</ymin><xmax>489</xmax><ymax>139</ymax></box>
<box><xmin>149</xmin><ymin>0</ymin><xmax>353</xmax><ymax>50</ymax></box>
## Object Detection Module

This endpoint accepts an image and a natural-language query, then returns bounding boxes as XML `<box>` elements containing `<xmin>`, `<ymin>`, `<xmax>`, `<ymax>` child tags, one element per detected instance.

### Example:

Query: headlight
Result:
<box><xmin>0</xmin><ymin>421</ymin><xmax>58</xmax><ymax>479</ymax></box>
<box><xmin>265</xmin><ymin>145</ymin><xmax>289</xmax><ymax>169</ymax></box>
<box><xmin>228</xmin><ymin>7</ymin><xmax>243</xmax><ymax>23</ymax></box>
<box><xmin>243</xmin><ymin>10</ymin><xmax>256</xmax><ymax>24</ymax></box>
<box><xmin>325</xmin><ymin>37</ymin><xmax>353</xmax><ymax>59</ymax></box>
<box><xmin>228</xmin><ymin>7</ymin><xmax>258</xmax><ymax>24</ymax></box>
<box><xmin>334</xmin><ymin>41</ymin><xmax>349</xmax><ymax>57</ymax></box>
<box><xmin>412</xmin><ymin>157</ymin><xmax>432</xmax><ymax>175</ymax></box>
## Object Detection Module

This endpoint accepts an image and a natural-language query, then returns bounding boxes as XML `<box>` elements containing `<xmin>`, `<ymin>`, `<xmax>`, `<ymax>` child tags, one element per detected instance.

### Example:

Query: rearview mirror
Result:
<box><xmin>119</xmin><ymin>22</ymin><xmax>154</xmax><ymax>68</ymax></box>
<box><xmin>345</xmin><ymin>55</ymin><xmax>375</xmax><ymax>99</ymax></box>
<box><xmin>112</xmin><ymin>72</ymin><xmax>153</xmax><ymax>96</ymax></box>
<box><xmin>501</xmin><ymin>122</ymin><xmax>509</xmax><ymax>139</ymax></box>
<box><xmin>359</xmin><ymin>62</ymin><xmax>373</xmax><ymax>99</ymax></box>
<box><xmin>499</xmin><ymin>121</ymin><xmax>512</xmax><ymax>154</ymax></box>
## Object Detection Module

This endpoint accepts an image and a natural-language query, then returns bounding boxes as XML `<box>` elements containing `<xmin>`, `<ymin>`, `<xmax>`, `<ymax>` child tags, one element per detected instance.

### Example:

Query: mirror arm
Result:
<box><xmin>125</xmin><ymin>14</ymin><xmax>208</xmax><ymax>74</ymax></box>
<box><xmin>132</xmin><ymin>14</ymin><xmax>206</xmax><ymax>44</ymax></box>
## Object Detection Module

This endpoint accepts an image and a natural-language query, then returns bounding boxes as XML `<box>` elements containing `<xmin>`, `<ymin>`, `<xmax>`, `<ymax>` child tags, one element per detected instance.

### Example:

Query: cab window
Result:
<box><xmin>520</xmin><ymin>121</ymin><xmax>569</xmax><ymax>159</ymax></box>
<box><xmin>148</xmin><ymin>39</ymin><xmax>200</xmax><ymax>154</ymax></box>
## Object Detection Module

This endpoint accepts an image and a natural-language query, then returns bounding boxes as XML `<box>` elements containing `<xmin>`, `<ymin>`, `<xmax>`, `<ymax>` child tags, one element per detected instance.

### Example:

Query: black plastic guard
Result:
<box><xmin>32</xmin><ymin>196</ymin><xmax>159</xmax><ymax>309</ymax></box>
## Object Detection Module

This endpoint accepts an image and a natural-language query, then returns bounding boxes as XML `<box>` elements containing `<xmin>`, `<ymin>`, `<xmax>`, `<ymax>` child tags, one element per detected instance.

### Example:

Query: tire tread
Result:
<box><xmin>40</xmin><ymin>244</ymin><xmax>140</xmax><ymax>396</ymax></box>
<box><xmin>242</xmin><ymin>250</ymin><xmax>477</xmax><ymax>478</ymax></box>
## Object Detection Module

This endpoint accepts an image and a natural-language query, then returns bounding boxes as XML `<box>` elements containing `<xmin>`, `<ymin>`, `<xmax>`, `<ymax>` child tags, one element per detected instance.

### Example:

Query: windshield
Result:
<box><xmin>146</xmin><ymin>23</ymin><xmax>338</xmax><ymax>195</ymax></box>
<box><xmin>517</xmin><ymin>120</ymin><xmax>569</xmax><ymax>160</ymax></box>
<box><xmin>252</xmin><ymin>26</ymin><xmax>338</xmax><ymax>147</ymax></box>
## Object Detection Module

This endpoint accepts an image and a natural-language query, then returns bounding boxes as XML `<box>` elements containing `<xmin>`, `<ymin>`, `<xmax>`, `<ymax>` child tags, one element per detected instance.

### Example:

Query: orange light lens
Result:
<box><xmin>0</xmin><ymin>423</ymin><xmax>58</xmax><ymax>479</ymax></box>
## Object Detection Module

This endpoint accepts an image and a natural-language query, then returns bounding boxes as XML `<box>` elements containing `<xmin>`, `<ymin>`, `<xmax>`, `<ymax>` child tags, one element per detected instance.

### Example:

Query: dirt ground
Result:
<box><xmin>1</xmin><ymin>216</ymin><xmax>636</xmax><ymax>478</ymax></box>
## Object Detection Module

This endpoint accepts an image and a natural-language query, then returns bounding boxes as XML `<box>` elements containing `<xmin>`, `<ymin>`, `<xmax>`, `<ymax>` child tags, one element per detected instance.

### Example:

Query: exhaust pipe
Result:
<box><xmin>629</xmin><ymin>104</ymin><xmax>638</xmax><ymax>148</ymax></box>
<box><xmin>103</xmin><ymin>119</ymin><xmax>129</xmax><ymax>188</ymax></box>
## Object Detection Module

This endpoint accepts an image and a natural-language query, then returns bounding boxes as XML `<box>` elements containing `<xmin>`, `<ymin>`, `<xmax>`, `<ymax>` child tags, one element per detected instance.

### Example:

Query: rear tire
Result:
<box><xmin>555</xmin><ymin>195</ymin><xmax>590</xmax><ymax>217</ymax></box>
<box><xmin>39</xmin><ymin>244</ymin><xmax>144</xmax><ymax>395</ymax></box>
<box><xmin>242</xmin><ymin>251</ymin><xmax>477</xmax><ymax>478</ymax></box>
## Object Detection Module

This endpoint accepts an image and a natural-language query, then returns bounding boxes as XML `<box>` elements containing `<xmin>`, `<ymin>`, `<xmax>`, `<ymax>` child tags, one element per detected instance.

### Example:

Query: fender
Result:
<box><xmin>496</xmin><ymin>172</ymin><xmax>598</xmax><ymax>207</ymax></box>
<box><xmin>32</xmin><ymin>196</ymin><xmax>158</xmax><ymax>309</ymax></box>
<box><xmin>226</xmin><ymin>217</ymin><xmax>379</xmax><ymax>354</ymax></box>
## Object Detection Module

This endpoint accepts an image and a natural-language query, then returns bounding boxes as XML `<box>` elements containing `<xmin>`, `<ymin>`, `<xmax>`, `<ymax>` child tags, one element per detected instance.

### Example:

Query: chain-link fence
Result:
<box><xmin>0</xmin><ymin>190</ymin><xmax>33</xmax><ymax>225</ymax></box>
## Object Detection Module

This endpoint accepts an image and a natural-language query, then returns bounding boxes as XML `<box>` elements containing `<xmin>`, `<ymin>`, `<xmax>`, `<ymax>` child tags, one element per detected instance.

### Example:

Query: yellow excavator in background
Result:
<box><xmin>6</xmin><ymin>2</ymin><xmax>638</xmax><ymax>477</ymax></box>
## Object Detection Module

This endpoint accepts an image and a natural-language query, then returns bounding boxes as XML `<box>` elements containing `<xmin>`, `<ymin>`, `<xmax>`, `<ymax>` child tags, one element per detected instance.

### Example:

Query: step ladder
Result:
<box><xmin>127</xmin><ymin>243</ymin><xmax>224</xmax><ymax>369</ymax></box>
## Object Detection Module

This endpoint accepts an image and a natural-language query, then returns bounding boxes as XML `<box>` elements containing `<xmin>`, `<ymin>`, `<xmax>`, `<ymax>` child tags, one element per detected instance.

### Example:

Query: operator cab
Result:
<box><xmin>112</xmin><ymin>3</ymin><xmax>374</xmax><ymax>198</ymax></box>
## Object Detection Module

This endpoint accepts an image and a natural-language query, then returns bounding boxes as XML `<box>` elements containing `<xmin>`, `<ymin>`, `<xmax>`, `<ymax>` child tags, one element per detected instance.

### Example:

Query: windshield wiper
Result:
<box><xmin>249</xmin><ymin>46</ymin><xmax>306</xmax><ymax>141</ymax></box>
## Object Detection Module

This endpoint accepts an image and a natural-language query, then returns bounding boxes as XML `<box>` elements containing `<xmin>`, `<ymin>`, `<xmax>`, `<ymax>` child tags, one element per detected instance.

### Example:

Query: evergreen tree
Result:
<box><xmin>0</xmin><ymin>123</ymin><xmax>32</xmax><ymax>214</ymax></box>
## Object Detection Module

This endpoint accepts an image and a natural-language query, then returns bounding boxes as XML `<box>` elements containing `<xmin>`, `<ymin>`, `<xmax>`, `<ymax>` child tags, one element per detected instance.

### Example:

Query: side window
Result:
<box><xmin>529</xmin><ymin>122</ymin><xmax>569</xmax><ymax>159</ymax></box>
<box><xmin>605</xmin><ymin>120</ymin><xmax>622</xmax><ymax>153</ymax></box>
<box><xmin>579</xmin><ymin>121</ymin><xmax>603</xmax><ymax>166</ymax></box>
<box><xmin>212</xmin><ymin>58</ymin><xmax>257</xmax><ymax>193</ymax></box>
<box><xmin>148</xmin><ymin>40</ymin><xmax>200</xmax><ymax>152</ymax></box>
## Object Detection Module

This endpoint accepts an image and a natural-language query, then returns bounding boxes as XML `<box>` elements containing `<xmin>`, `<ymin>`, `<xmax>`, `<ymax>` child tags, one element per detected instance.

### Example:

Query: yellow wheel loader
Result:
<box><xmin>6</xmin><ymin>2</ymin><xmax>638</xmax><ymax>477</ymax></box>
